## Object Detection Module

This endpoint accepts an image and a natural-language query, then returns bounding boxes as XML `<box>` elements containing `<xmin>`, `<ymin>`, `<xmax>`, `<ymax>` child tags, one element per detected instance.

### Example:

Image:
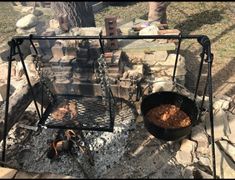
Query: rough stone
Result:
<box><xmin>175</xmin><ymin>66</ymin><xmax>187</xmax><ymax>76</ymax></box>
<box><xmin>70</xmin><ymin>27</ymin><xmax>80</xmax><ymax>36</ymax></box>
<box><xmin>73</xmin><ymin>27</ymin><xmax>102</xmax><ymax>36</ymax></box>
<box><xmin>143</xmin><ymin>51</ymin><xmax>168</xmax><ymax>66</ymax></box>
<box><xmin>21</xmin><ymin>6</ymin><xmax>34</xmax><ymax>13</ymax></box>
<box><xmin>33</xmin><ymin>9</ymin><xmax>43</xmax><ymax>16</ymax></box>
<box><xmin>157</xmin><ymin>163</ymin><xmax>182</xmax><ymax>179</ymax></box>
<box><xmin>65</xmin><ymin>47</ymin><xmax>77</xmax><ymax>57</ymax></box>
<box><xmin>37</xmin><ymin>172</ymin><xmax>77</xmax><ymax>179</ymax></box>
<box><xmin>122</xmin><ymin>71</ymin><xmax>129</xmax><ymax>79</ymax></box>
<box><xmin>0</xmin><ymin>62</ymin><xmax>16</xmax><ymax>80</ymax></box>
<box><xmin>0</xmin><ymin>79</ymin><xmax>40</xmax><ymax>140</ymax></box>
<box><xmin>227</xmin><ymin>112</ymin><xmax>235</xmax><ymax>144</ymax></box>
<box><xmin>195</xmin><ymin>95</ymin><xmax>209</xmax><ymax>110</ymax></box>
<box><xmin>118</xmin><ymin>18</ymin><xmax>146</xmax><ymax>35</ymax></box>
<box><xmin>181</xmin><ymin>166</ymin><xmax>195</xmax><ymax>178</ymax></box>
<box><xmin>55</xmin><ymin>39</ymin><xmax>69</xmax><ymax>47</ymax></box>
<box><xmin>16</xmin><ymin>27</ymin><xmax>37</xmax><ymax>35</ymax></box>
<box><xmin>77</xmin><ymin>47</ymin><xmax>88</xmax><ymax>58</ymax></box>
<box><xmin>213</xmin><ymin>99</ymin><xmax>230</xmax><ymax>111</ymax></box>
<box><xmin>14</xmin><ymin>170</ymin><xmax>77</xmax><ymax>179</ymax></box>
<box><xmin>46</xmin><ymin>27</ymin><xmax>62</xmax><ymax>35</ymax></box>
<box><xmin>175</xmin><ymin>150</ymin><xmax>193</xmax><ymax>167</ymax></box>
<box><xmin>152</xmin><ymin>76</ymin><xmax>174</xmax><ymax>92</ymax></box>
<box><xmin>127</xmin><ymin>64</ymin><xmax>143</xmax><ymax>79</ymax></box>
<box><xmin>120</xmin><ymin>40</ymin><xmax>176</xmax><ymax>52</ymax></box>
<box><xmin>211</xmin><ymin>143</ymin><xmax>235</xmax><ymax>178</ymax></box>
<box><xmin>218</xmin><ymin>140</ymin><xmax>235</xmax><ymax>162</ymax></box>
<box><xmin>0</xmin><ymin>167</ymin><xmax>18</xmax><ymax>178</ymax></box>
<box><xmin>136</xmin><ymin>115</ymin><xmax>143</xmax><ymax>123</ymax></box>
<box><xmin>16</xmin><ymin>14</ymin><xmax>38</xmax><ymax>29</ymax></box>
<box><xmin>0</xmin><ymin>47</ymin><xmax>9</xmax><ymax>62</ymax></box>
<box><xmin>158</xmin><ymin>29</ymin><xmax>181</xmax><ymax>36</ymax></box>
<box><xmin>191</xmin><ymin>123</ymin><xmax>209</xmax><ymax>155</ymax></box>
<box><xmin>51</xmin><ymin>43</ymin><xmax>65</xmax><ymax>59</ymax></box>
<box><xmin>194</xmin><ymin>169</ymin><xmax>213</xmax><ymax>179</ymax></box>
<box><xmin>180</xmin><ymin>139</ymin><xmax>197</xmax><ymax>154</ymax></box>
<box><xmin>205</xmin><ymin>109</ymin><xmax>231</xmax><ymax>140</ymax></box>
<box><xmin>22</xmin><ymin>40</ymin><xmax>32</xmax><ymax>58</ymax></box>
<box><xmin>175</xmin><ymin>139</ymin><xmax>197</xmax><ymax>167</ymax></box>
<box><xmin>0</xmin><ymin>83</ymin><xmax>7</xmax><ymax>102</ymax></box>
<box><xmin>108</xmin><ymin>67</ymin><xmax>119</xmax><ymax>74</ymax></box>
<box><xmin>139</xmin><ymin>25</ymin><xmax>159</xmax><ymax>42</ymax></box>
<box><xmin>150</xmin><ymin>65</ymin><xmax>163</xmax><ymax>73</ymax></box>
<box><xmin>60</xmin><ymin>55</ymin><xmax>75</xmax><ymax>66</ymax></box>
<box><xmin>38</xmin><ymin>31</ymin><xmax>56</xmax><ymax>50</ymax></box>
<box><xmin>198</xmin><ymin>155</ymin><xmax>211</xmax><ymax>168</ymax></box>
<box><xmin>158</xmin><ymin>53</ymin><xmax>185</xmax><ymax>67</ymax></box>
<box><xmin>30</xmin><ymin>44</ymin><xmax>44</xmax><ymax>57</ymax></box>
<box><xmin>15</xmin><ymin>62</ymin><xmax>24</xmax><ymax>80</ymax></box>
<box><xmin>49</xmin><ymin>19</ymin><xmax>60</xmax><ymax>29</ymax></box>
<box><xmin>41</xmin><ymin>54</ymin><xmax>52</xmax><ymax>64</ymax></box>
<box><xmin>153</xmin><ymin>51</ymin><xmax>168</xmax><ymax>62</ymax></box>
<box><xmin>162</xmin><ymin>66</ymin><xmax>187</xmax><ymax>77</ymax></box>
<box><xmin>175</xmin><ymin>75</ymin><xmax>185</xmax><ymax>85</ymax></box>
<box><xmin>14</xmin><ymin>55</ymin><xmax>38</xmax><ymax>81</ymax></box>
<box><xmin>14</xmin><ymin>171</ymin><xmax>40</xmax><ymax>179</ymax></box>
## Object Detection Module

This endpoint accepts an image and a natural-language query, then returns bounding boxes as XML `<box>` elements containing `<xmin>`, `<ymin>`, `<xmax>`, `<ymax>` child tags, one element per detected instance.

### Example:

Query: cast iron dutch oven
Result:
<box><xmin>141</xmin><ymin>91</ymin><xmax>198</xmax><ymax>141</ymax></box>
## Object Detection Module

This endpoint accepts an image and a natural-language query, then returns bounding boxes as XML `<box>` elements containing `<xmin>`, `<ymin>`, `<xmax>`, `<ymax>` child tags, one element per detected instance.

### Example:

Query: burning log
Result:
<box><xmin>47</xmin><ymin>139</ymin><xmax>73</xmax><ymax>159</ymax></box>
<box><xmin>45</xmin><ymin>128</ymin><xmax>94</xmax><ymax>166</ymax></box>
<box><xmin>46</xmin><ymin>129</ymin><xmax>77</xmax><ymax>159</ymax></box>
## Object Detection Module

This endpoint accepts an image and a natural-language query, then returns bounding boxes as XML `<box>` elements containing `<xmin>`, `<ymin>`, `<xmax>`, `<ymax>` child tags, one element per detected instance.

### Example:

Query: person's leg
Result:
<box><xmin>148</xmin><ymin>2</ymin><xmax>169</xmax><ymax>24</ymax></box>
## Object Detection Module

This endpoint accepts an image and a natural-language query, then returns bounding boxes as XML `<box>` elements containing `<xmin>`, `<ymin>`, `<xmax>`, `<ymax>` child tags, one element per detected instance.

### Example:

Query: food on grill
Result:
<box><xmin>146</xmin><ymin>104</ymin><xmax>191</xmax><ymax>128</ymax></box>
<box><xmin>68</xmin><ymin>101</ymin><xmax>78</xmax><ymax>119</ymax></box>
<box><xmin>51</xmin><ymin>102</ymin><xmax>69</xmax><ymax>120</ymax></box>
<box><xmin>51</xmin><ymin>100</ymin><xmax>78</xmax><ymax>121</ymax></box>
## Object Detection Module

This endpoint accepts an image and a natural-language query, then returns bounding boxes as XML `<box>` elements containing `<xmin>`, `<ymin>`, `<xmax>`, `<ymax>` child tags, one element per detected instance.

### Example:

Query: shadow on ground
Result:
<box><xmin>212</xmin><ymin>58</ymin><xmax>235</xmax><ymax>97</ymax></box>
<box><xmin>102</xmin><ymin>123</ymin><xmax>183</xmax><ymax>178</ymax></box>
<box><xmin>174</xmin><ymin>9</ymin><xmax>224</xmax><ymax>35</ymax></box>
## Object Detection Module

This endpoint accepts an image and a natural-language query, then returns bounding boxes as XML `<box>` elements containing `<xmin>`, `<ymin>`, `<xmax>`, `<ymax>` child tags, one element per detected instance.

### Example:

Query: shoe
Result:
<box><xmin>150</xmin><ymin>21</ymin><xmax>168</xmax><ymax>30</ymax></box>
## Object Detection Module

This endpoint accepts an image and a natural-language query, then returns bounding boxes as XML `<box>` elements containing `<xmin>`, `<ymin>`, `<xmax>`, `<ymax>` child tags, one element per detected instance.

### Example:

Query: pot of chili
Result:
<box><xmin>141</xmin><ymin>91</ymin><xmax>198</xmax><ymax>141</ymax></box>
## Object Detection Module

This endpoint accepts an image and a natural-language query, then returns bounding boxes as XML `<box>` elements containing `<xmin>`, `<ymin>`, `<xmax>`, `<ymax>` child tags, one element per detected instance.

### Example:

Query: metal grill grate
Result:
<box><xmin>40</xmin><ymin>94</ymin><xmax>116</xmax><ymax>131</ymax></box>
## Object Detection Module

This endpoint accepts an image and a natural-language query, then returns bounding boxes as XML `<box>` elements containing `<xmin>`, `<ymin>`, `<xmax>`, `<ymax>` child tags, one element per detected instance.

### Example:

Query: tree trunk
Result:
<box><xmin>51</xmin><ymin>2</ymin><xmax>96</xmax><ymax>31</ymax></box>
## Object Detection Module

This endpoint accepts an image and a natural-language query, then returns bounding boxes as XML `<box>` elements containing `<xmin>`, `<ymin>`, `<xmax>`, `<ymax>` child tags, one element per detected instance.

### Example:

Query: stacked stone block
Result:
<box><xmin>105</xmin><ymin>16</ymin><xmax>118</xmax><ymax>50</ymax></box>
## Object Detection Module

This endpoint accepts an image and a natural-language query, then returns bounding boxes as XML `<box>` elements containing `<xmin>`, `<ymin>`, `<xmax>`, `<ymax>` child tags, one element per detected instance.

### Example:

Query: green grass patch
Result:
<box><xmin>0</xmin><ymin>2</ymin><xmax>21</xmax><ymax>44</ymax></box>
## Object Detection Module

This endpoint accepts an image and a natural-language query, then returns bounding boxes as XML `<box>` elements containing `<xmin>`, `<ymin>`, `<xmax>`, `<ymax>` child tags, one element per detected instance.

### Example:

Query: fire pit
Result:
<box><xmin>2</xmin><ymin>33</ymin><xmax>216</xmax><ymax>178</ymax></box>
<box><xmin>141</xmin><ymin>91</ymin><xmax>198</xmax><ymax>141</ymax></box>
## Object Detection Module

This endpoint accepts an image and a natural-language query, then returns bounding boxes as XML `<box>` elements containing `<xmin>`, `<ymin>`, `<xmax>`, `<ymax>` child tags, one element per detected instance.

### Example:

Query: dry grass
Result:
<box><xmin>0</xmin><ymin>2</ymin><xmax>21</xmax><ymax>46</ymax></box>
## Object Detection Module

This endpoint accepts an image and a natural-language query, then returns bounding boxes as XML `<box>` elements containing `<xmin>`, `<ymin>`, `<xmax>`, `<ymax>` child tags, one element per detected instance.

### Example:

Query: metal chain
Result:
<box><xmin>128</xmin><ymin>76</ymin><xmax>136</xmax><ymax>103</ymax></box>
<box><xmin>97</xmin><ymin>54</ymin><xmax>111</xmax><ymax>103</ymax></box>
<box><xmin>32</xmin><ymin>55</ymin><xmax>55</xmax><ymax>104</ymax></box>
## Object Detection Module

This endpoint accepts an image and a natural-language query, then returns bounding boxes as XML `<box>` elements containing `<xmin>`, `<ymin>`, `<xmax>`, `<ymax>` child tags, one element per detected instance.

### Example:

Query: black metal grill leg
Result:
<box><xmin>15</xmin><ymin>40</ymin><xmax>42</xmax><ymax>120</ymax></box>
<box><xmin>1</xmin><ymin>40</ymin><xmax>14</xmax><ymax>164</ymax></box>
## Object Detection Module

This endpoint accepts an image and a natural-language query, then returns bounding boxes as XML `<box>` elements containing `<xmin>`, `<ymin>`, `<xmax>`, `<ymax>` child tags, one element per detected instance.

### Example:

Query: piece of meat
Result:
<box><xmin>68</xmin><ymin>101</ymin><xmax>78</xmax><ymax>119</ymax></box>
<box><xmin>147</xmin><ymin>104</ymin><xmax>191</xmax><ymax>128</ymax></box>
<box><xmin>51</xmin><ymin>101</ymin><xmax>70</xmax><ymax>121</ymax></box>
